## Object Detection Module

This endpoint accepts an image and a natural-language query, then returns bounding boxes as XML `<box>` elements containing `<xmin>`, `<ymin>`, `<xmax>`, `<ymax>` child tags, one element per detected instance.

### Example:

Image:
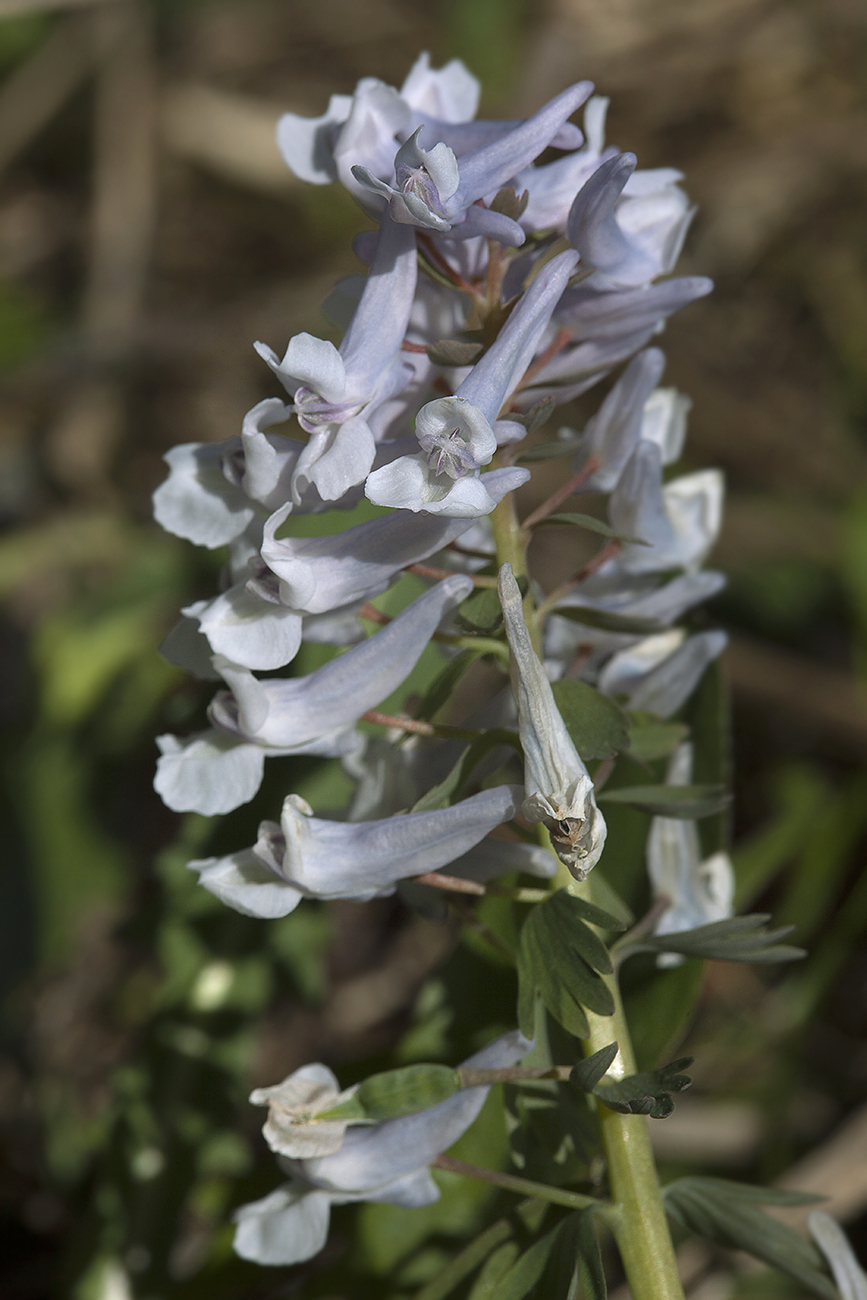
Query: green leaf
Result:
<box><xmin>427</xmin><ymin>338</ymin><xmax>485</xmax><ymax>366</ymax></box>
<box><xmin>518</xmin><ymin>892</ymin><xmax>617</xmax><ymax>1039</ymax></box>
<box><xmin>467</xmin><ymin>1241</ymin><xmax>522</xmax><ymax>1299</ymax></box>
<box><xmin>538</xmin><ymin>513</ymin><xmax>649</xmax><ymax>546</ymax></box>
<box><xmin>641</xmin><ymin>914</ymin><xmax>805</xmax><ymax>964</ymax></box>
<box><xmin>457</xmin><ymin>574</ymin><xmax>529</xmax><ymax>633</ymax></box>
<box><xmin>565</xmin><ymin>895</ymin><xmax>627</xmax><ymax>933</ymax></box>
<box><xmin>570</xmin><ymin>1043</ymin><xmax>619</xmax><ymax>1092</ymax></box>
<box><xmin>552</xmin><ymin>605</ymin><xmax>666</xmax><ymax>635</ymax></box>
<box><xmin>541</xmin><ymin>1211</ymin><xmax>608</xmax><ymax>1300</ymax></box>
<box><xmin>325</xmin><ymin>1064</ymin><xmax>460</xmax><ymax>1121</ymax></box>
<box><xmin>591</xmin><ymin>1058</ymin><xmax>694</xmax><ymax>1119</ymax></box>
<box><xmin>495</xmin><ymin>1223</ymin><xmax>563</xmax><ymax>1300</ymax></box>
<box><xmin>627</xmin><ymin>719</ymin><xmax>690</xmax><ymax>762</ymax></box>
<box><xmin>598</xmin><ymin>784</ymin><xmax>731</xmax><ymax>818</ymax></box>
<box><xmin>575</xmin><ymin>1210</ymin><xmax>607</xmax><ymax>1300</ymax></box>
<box><xmin>550</xmin><ymin>680</ymin><xmax>632</xmax><ymax>760</ymax></box>
<box><xmin>664</xmin><ymin>1177</ymin><xmax>834</xmax><ymax>1299</ymax></box>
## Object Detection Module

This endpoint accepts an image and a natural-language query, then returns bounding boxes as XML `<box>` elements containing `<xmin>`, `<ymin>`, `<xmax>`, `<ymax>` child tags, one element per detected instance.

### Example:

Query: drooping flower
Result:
<box><xmin>154</xmin><ymin>575</ymin><xmax>473</xmax><ymax>815</ymax></box>
<box><xmin>233</xmin><ymin>1031</ymin><xmax>530</xmax><ymax>1267</ymax></box>
<box><xmin>498</xmin><ymin>563</ymin><xmax>606</xmax><ymax>878</ymax></box>
<box><xmin>188</xmin><ymin>782</ymin><xmax>522</xmax><ymax>915</ymax></box>
<box><xmin>597</xmin><ymin>629</ymin><xmax>728</xmax><ymax>718</ymax></box>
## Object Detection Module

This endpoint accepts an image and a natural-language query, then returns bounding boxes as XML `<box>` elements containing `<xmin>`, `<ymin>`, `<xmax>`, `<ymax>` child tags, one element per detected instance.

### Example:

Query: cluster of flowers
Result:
<box><xmin>151</xmin><ymin>54</ymin><xmax>735</xmax><ymax>1264</ymax></box>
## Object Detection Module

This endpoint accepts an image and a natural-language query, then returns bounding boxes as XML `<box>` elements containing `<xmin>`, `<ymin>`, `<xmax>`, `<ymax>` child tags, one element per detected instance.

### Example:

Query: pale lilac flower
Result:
<box><xmin>571</xmin><ymin>348</ymin><xmax>666</xmax><ymax>491</ymax></box>
<box><xmin>277</xmin><ymin>54</ymin><xmax>583</xmax><ymax>210</ymax></box>
<box><xmin>648</xmin><ymin>743</ymin><xmax>734</xmax><ymax>964</ymax></box>
<box><xmin>499</xmin><ymin>563</ymin><xmax>606</xmax><ymax>878</ymax></box>
<box><xmin>568</xmin><ymin>154</ymin><xmax>695</xmax><ymax>291</ymax></box>
<box><xmin>233</xmin><ymin>1031</ymin><xmax>530</xmax><ymax>1267</ymax></box>
<box><xmin>544</xmin><ymin>571</ymin><xmax>727</xmax><ymax>678</ymax></box>
<box><xmin>352</xmin><ymin>83</ymin><xmax>593</xmax><ymax>245</ymax></box>
<box><xmin>516</xmin><ymin>96</ymin><xmax>614</xmax><ymax>232</ymax></box>
<box><xmin>154</xmin><ymin>575</ymin><xmax>473</xmax><ymax>815</ymax></box>
<box><xmin>608</xmin><ymin>442</ymin><xmax>724</xmax><ymax>575</ymax></box>
<box><xmin>598</xmin><ymin>628</ymin><xmax>728</xmax><ymax>718</ymax></box>
<box><xmin>365</xmin><ymin>251</ymin><xmax>578</xmax><ymax>515</ymax></box>
<box><xmin>152</xmin><ymin>399</ymin><xmax>331</xmax><ymax>550</ymax></box>
<box><xmin>254</xmin><ymin>214</ymin><xmax>418</xmax><ymax>504</ymax></box>
<box><xmin>514</xmin><ymin>277</ymin><xmax>712</xmax><ymax>411</ymax></box>
<box><xmin>189</xmin><ymin>783</ymin><xmax>523</xmax><ymax>915</ymax></box>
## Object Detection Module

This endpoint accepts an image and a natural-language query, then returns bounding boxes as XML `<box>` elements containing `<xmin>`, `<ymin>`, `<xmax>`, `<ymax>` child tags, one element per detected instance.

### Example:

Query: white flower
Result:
<box><xmin>648</xmin><ymin>743</ymin><xmax>734</xmax><ymax>964</ymax></box>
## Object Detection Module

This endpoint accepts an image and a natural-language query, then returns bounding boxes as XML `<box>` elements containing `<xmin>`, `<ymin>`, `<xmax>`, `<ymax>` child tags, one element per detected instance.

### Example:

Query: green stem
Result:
<box><xmin>560</xmin><ymin>863</ymin><xmax>685</xmax><ymax>1300</ymax></box>
<box><xmin>432</xmin><ymin>1154</ymin><xmax>611</xmax><ymax>1216</ymax></box>
<box><xmin>490</xmin><ymin>474</ymin><xmax>543</xmax><ymax>656</ymax></box>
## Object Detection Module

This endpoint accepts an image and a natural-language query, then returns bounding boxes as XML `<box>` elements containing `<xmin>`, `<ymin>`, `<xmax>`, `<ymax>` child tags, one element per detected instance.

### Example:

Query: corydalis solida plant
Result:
<box><xmin>151</xmin><ymin>52</ymin><xmax>837</xmax><ymax>1300</ymax></box>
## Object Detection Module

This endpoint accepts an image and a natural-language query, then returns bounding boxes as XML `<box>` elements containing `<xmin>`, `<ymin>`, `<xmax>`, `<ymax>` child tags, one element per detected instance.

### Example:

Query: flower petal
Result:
<box><xmin>233</xmin><ymin>1185</ymin><xmax>332</xmax><ymax>1266</ymax></box>
<box><xmin>154</xmin><ymin>731</ymin><xmax>264</xmax><ymax>815</ymax></box>
<box><xmin>189</xmin><ymin>847</ymin><xmax>303</xmax><ymax>917</ymax></box>
<box><xmin>153</xmin><ymin>442</ymin><xmax>253</xmax><ymax>547</ymax></box>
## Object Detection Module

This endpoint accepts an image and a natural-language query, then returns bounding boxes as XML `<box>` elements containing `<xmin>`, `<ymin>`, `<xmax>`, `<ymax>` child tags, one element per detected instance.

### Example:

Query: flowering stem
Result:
<box><xmin>560</xmin><ymin>862</ymin><xmax>685</xmax><ymax>1300</ymax></box>
<box><xmin>431</xmin><ymin>1154</ymin><xmax>612</xmax><ymax>1217</ymax></box>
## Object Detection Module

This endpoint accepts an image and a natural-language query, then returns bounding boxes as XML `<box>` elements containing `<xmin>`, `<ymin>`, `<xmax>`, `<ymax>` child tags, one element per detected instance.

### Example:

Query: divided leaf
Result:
<box><xmin>641</xmin><ymin>914</ymin><xmax>805</xmax><ymax>964</ymax></box>
<box><xmin>570</xmin><ymin>1042</ymin><xmax>619</xmax><ymax>1092</ymax></box>
<box><xmin>518</xmin><ymin>891</ymin><xmax>619</xmax><ymax>1039</ymax></box>
<box><xmin>550</xmin><ymin>679</ymin><xmax>632</xmax><ymax>760</ymax></box>
<box><xmin>598</xmin><ymin>783</ymin><xmax>731</xmax><ymax>819</ymax></box>
<box><xmin>540</xmin><ymin>1211</ymin><xmax>608</xmax><ymax>1300</ymax></box>
<box><xmin>570</xmin><ymin>1050</ymin><xmax>693</xmax><ymax>1119</ymax></box>
<box><xmin>664</xmin><ymin>1177</ymin><xmax>834</xmax><ymax>1299</ymax></box>
<box><xmin>593</xmin><ymin>1059</ymin><xmax>694</xmax><ymax>1119</ymax></box>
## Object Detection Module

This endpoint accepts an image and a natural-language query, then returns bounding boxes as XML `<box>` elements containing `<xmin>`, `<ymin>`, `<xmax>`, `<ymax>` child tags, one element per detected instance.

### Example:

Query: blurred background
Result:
<box><xmin>1</xmin><ymin>0</ymin><xmax>867</xmax><ymax>1296</ymax></box>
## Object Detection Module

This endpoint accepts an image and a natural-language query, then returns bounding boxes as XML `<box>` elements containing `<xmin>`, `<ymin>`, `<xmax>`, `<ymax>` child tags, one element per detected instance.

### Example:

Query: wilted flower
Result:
<box><xmin>234</xmin><ymin>1032</ymin><xmax>530</xmax><ymax>1267</ymax></box>
<box><xmin>498</xmin><ymin>563</ymin><xmax>606</xmax><ymax>878</ymax></box>
<box><xmin>250</xmin><ymin>1064</ymin><xmax>363</xmax><ymax>1160</ymax></box>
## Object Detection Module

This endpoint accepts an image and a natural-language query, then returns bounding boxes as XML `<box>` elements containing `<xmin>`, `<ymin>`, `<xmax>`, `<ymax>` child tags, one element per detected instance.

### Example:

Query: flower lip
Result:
<box><xmin>414</xmin><ymin>395</ymin><xmax>497</xmax><ymax>481</ymax></box>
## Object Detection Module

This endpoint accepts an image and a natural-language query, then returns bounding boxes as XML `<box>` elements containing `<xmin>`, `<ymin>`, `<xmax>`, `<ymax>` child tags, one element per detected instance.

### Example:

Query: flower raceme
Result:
<box><xmin>149</xmin><ymin>49</ymin><xmax>737</xmax><ymax>1282</ymax></box>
